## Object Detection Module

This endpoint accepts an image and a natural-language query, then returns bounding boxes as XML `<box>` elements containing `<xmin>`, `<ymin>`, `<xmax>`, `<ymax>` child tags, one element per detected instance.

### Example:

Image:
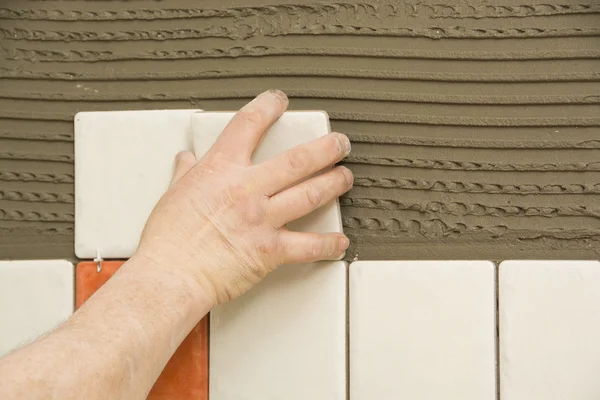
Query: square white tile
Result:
<box><xmin>0</xmin><ymin>260</ymin><xmax>74</xmax><ymax>356</ymax></box>
<box><xmin>500</xmin><ymin>260</ymin><xmax>600</xmax><ymax>400</ymax></box>
<box><xmin>75</xmin><ymin>109</ymin><xmax>201</xmax><ymax>258</ymax></box>
<box><xmin>210</xmin><ymin>261</ymin><xmax>347</xmax><ymax>400</ymax></box>
<box><xmin>191</xmin><ymin>111</ymin><xmax>342</xmax><ymax>234</ymax></box>
<box><xmin>350</xmin><ymin>261</ymin><xmax>497</xmax><ymax>400</ymax></box>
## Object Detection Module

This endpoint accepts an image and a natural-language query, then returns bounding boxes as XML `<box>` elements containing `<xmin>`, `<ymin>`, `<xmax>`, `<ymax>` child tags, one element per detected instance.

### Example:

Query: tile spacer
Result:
<box><xmin>94</xmin><ymin>249</ymin><xmax>103</xmax><ymax>273</ymax></box>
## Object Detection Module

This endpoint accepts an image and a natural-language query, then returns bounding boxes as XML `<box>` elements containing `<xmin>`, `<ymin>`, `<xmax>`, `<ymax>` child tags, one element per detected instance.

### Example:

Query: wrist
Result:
<box><xmin>127</xmin><ymin>251</ymin><xmax>216</xmax><ymax>314</ymax></box>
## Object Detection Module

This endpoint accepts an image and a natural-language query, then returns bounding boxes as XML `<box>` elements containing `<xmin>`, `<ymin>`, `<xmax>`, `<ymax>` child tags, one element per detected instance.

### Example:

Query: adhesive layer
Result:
<box><xmin>0</xmin><ymin>0</ymin><xmax>598</xmax><ymax>260</ymax></box>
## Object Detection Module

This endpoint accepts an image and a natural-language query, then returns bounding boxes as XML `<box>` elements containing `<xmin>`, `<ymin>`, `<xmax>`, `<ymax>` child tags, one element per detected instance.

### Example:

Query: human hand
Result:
<box><xmin>136</xmin><ymin>90</ymin><xmax>353</xmax><ymax>306</ymax></box>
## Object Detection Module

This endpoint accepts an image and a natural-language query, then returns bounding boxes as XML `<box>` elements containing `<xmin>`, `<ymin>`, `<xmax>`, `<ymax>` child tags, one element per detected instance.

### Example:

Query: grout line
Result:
<box><xmin>346</xmin><ymin>261</ymin><xmax>350</xmax><ymax>400</ymax></box>
<box><xmin>495</xmin><ymin>261</ymin><xmax>500</xmax><ymax>400</ymax></box>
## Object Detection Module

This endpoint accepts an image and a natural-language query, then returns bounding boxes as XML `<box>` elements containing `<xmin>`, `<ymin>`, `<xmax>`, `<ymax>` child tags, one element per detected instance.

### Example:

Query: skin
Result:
<box><xmin>0</xmin><ymin>90</ymin><xmax>353</xmax><ymax>400</ymax></box>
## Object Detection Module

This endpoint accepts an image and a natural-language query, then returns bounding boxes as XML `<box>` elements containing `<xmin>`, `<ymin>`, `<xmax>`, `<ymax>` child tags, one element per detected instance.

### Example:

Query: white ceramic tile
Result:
<box><xmin>191</xmin><ymin>111</ymin><xmax>342</xmax><ymax>234</ymax></box>
<box><xmin>500</xmin><ymin>260</ymin><xmax>600</xmax><ymax>400</ymax></box>
<box><xmin>350</xmin><ymin>261</ymin><xmax>497</xmax><ymax>400</ymax></box>
<box><xmin>210</xmin><ymin>261</ymin><xmax>346</xmax><ymax>400</ymax></box>
<box><xmin>75</xmin><ymin>109</ymin><xmax>201</xmax><ymax>258</ymax></box>
<box><xmin>0</xmin><ymin>260</ymin><xmax>74</xmax><ymax>356</ymax></box>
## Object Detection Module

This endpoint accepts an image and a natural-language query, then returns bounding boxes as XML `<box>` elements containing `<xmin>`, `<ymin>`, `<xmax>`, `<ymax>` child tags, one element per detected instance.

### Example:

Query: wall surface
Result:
<box><xmin>0</xmin><ymin>0</ymin><xmax>598</xmax><ymax>260</ymax></box>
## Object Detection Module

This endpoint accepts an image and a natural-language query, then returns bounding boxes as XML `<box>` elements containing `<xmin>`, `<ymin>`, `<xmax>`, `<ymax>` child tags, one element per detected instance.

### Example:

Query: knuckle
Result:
<box><xmin>236</xmin><ymin>108</ymin><xmax>263</xmax><ymax>127</ymax></box>
<box><xmin>243</xmin><ymin>203</ymin><xmax>263</xmax><ymax>226</ymax></box>
<box><xmin>256</xmin><ymin>238</ymin><xmax>280</xmax><ymax>263</ymax></box>
<box><xmin>305</xmin><ymin>184</ymin><xmax>322</xmax><ymax>207</ymax></box>
<box><xmin>243</xmin><ymin>257</ymin><xmax>268</xmax><ymax>280</ymax></box>
<box><xmin>257</xmin><ymin>241</ymin><xmax>275</xmax><ymax>256</ymax></box>
<box><xmin>310</xmin><ymin>239</ymin><xmax>325</xmax><ymax>258</ymax></box>
<box><xmin>223</xmin><ymin>184</ymin><xmax>250</xmax><ymax>207</ymax></box>
<box><xmin>202</xmin><ymin>151</ymin><xmax>230</xmax><ymax>171</ymax></box>
<box><xmin>286</xmin><ymin>148</ymin><xmax>312</xmax><ymax>175</ymax></box>
<box><xmin>310</xmin><ymin>240</ymin><xmax>323</xmax><ymax>258</ymax></box>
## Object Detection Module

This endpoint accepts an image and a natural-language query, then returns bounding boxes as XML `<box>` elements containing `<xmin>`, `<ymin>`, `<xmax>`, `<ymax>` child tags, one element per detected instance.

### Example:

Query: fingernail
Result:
<box><xmin>341</xmin><ymin>166</ymin><xmax>354</xmax><ymax>186</ymax></box>
<box><xmin>339</xmin><ymin>236</ymin><xmax>350</xmax><ymax>251</ymax></box>
<box><xmin>338</xmin><ymin>133</ymin><xmax>351</xmax><ymax>154</ymax></box>
<box><xmin>268</xmin><ymin>89</ymin><xmax>288</xmax><ymax>102</ymax></box>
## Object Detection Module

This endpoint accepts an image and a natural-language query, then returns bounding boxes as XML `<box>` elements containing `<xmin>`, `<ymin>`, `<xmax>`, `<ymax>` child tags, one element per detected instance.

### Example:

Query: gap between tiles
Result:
<box><xmin>346</xmin><ymin>260</ymin><xmax>350</xmax><ymax>400</ymax></box>
<box><xmin>495</xmin><ymin>262</ymin><xmax>500</xmax><ymax>400</ymax></box>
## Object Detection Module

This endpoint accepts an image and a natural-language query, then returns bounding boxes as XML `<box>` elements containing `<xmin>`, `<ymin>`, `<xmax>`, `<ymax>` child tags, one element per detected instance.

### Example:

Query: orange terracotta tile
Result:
<box><xmin>76</xmin><ymin>262</ymin><xmax>208</xmax><ymax>400</ymax></box>
<box><xmin>75</xmin><ymin>261</ymin><xmax>123</xmax><ymax>309</ymax></box>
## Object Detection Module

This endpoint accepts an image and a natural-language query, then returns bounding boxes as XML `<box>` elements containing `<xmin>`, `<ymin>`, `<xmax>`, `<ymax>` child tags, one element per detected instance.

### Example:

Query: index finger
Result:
<box><xmin>209</xmin><ymin>90</ymin><xmax>288</xmax><ymax>164</ymax></box>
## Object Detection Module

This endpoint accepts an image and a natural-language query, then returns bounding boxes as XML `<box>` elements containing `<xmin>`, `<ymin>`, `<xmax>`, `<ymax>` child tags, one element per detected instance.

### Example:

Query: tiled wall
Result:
<box><xmin>3</xmin><ymin>260</ymin><xmax>600</xmax><ymax>399</ymax></box>
<box><xmin>1</xmin><ymin>1</ymin><xmax>598</xmax><ymax>398</ymax></box>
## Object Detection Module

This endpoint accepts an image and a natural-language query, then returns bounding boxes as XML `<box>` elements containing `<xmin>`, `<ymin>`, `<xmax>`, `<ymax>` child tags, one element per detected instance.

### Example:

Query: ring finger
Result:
<box><xmin>268</xmin><ymin>166</ymin><xmax>353</xmax><ymax>228</ymax></box>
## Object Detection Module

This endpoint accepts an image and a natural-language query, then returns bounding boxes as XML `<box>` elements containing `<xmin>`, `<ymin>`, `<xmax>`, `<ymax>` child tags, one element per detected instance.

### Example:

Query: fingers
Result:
<box><xmin>256</xmin><ymin>132</ymin><xmax>351</xmax><ymax>196</ymax></box>
<box><xmin>269</xmin><ymin>166</ymin><xmax>353</xmax><ymax>227</ymax></box>
<box><xmin>209</xmin><ymin>90</ymin><xmax>288</xmax><ymax>164</ymax></box>
<box><xmin>171</xmin><ymin>151</ymin><xmax>197</xmax><ymax>185</ymax></box>
<box><xmin>276</xmin><ymin>231</ymin><xmax>349</xmax><ymax>265</ymax></box>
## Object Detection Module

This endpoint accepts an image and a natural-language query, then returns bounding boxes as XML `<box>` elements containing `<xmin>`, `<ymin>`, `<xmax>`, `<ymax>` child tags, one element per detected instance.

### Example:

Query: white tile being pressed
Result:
<box><xmin>75</xmin><ymin>109</ymin><xmax>201</xmax><ymax>258</ymax></box>
<box><xmin>500</xmin><ymin>260</ymin><xmax>600</xmax><ymax>400</ymax></box>
<box><xmin>0</xmin><ymin>260</ymin><xmax>74</xmax><ymax>356</ymax></box>
<box><xmin>191</xmin><ymin>111</ymin><xmax>342</xmax><ymax>235</ymax></box>
<box><xmin>350</xmin><ymin>261</ymin><xmax>497</xmax><ymax>400</ymax></box>
<box><xmin>210</xmin><ymin>261</ymin><xmax>346</xmax><ymax>400</ymax></box>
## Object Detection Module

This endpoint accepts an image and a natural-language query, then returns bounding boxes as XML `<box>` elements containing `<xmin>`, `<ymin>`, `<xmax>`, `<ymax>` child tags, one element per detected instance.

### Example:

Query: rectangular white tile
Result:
<box><xmin>191</xmin><ymin>111</ymin><xmax>342</xmax><ymax>235</ymax></box>
<box><xmin>210</xmin><ymin>261</ymin><xmax>346</xmax><ymax>400</ymax></box>
<box><xmin>500</xmin><ymin>260</ymin><xmax>600</xmax><ymax>400</ymax></box>
<box><xmin>0</xmin><ymin>260</ymin><xmax>74</xmax><ymax>356</ymax></box>
<box><xmin>350</xmin><ymin>261</ymin><xmax>497</xmax><ymax>400</ymax></box>
<box><xmin>75</xmin><ymin>109</ymin><xmax>200</xmax><ymax>258</ymax></box>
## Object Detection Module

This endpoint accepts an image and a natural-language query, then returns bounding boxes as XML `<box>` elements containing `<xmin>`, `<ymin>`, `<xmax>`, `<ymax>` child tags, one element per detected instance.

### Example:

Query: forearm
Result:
<box><xmin>0</xmin><ymin>254</ymin><xmax>212</xmax><ymax>400</ymax></box>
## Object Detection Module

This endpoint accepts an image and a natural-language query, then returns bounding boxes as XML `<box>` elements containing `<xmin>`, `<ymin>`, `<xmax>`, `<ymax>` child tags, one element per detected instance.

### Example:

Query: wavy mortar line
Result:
<box><xmin>3</xmin><ymin>45</ymin><xmax>599</xmax><ymax>63</ymax></box>
<box><xmin>0</xmin><ymin>152</ymin><xmax>74</xmax><ymax>163</ymax></box>
<box><xmin>430</xmin><ymin>3</ymin><xmax>600</xmax><ymax>19</ymax></box>
<box><xmin>0</xmin><ymin>110</ymin><xmax>72</xmax><ymax>121</ymax></box>
<box><xmin>0</xmin><ymin>130</ymin><xmax>73</xmax><ymax>142</ymax></box>
<box><xmin>3</xmin><ymin>90</ymin><xmax>598</xmax><ymax>106</ymax></box>
<box><xmin>342</xmin><ymin>216</ymin><xmax>600</xmax><ymax>240</ymax></box>
<box><xmin>2</xmin><ymin>26</ymin><xmax>597</xmax><ymax>42</ymax></box>
<box><xmin>340</xmin><ymin>197</ymin><xmax>600</xmax><ymax>218</ymax></box>
<box><xmin>1</xmin><ymin>128</ymin><xmax>596</xmax><ymax>150</ymax></box>
<box><xmin>0</xmin><ymin>3</ymin><xmax>596</xmax><ymax>21</ymax></box>
<box><xmin>0</xmin><ymin>6</ymin><xmax>238</xmax><ymax>21</ymax></box>
<box><xmin>345</xmin><ymin>155</ymin><xmax>600</xmax><ymax>171</ymax></box>
<box><xmin>2</xmin><ymin>67</ymin><xmax>598</xmax><ymax>83</ymax></box>
<box><xmin>347</xmin><ymin>134</ymin><xmax>600</xmax><ymax>149</ymax></box>
<box><xmin>0</xmin><ymin>171</ymin><xmax>74</xmax><ymax>183</ymax></box>
<box><xmin>0</xmin><ymin>190</ymin><xmax>74</xmax><ymax>204</ymax></box>
<box><xmin>353</xmin><ymin>176</ymin><xmax>600</xmax><ymax>194</ymax></box>
<box><xmin>2</xmin><ymin>109</ymin><xmax>597</xmax><ymax>127</ymax></box>
<box><xmin>0</xmin><ymin>226</ymin><xmax>74</xmax><ymax>236</ymax></box>
<box><xmin>0</xmin><ymin>209</ymin><xmax>74</xmax><ymax>223</ymax></box>
<box><xmin>330</xmin><ymin>112</ymin><xmax>600</xmax><ymax>127</ymax></box>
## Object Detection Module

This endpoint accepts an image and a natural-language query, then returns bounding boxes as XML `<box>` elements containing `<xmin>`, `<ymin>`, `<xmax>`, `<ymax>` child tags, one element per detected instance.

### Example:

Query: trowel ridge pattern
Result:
<box><xmin>0</xmin><ymin>0</ymin><xmax>598</xmax><ymax>260</ymax></box>
<box><xmin>0</xmin><ymin>3</ymin><xmax>598</xmax><ymax>21</ymax></box>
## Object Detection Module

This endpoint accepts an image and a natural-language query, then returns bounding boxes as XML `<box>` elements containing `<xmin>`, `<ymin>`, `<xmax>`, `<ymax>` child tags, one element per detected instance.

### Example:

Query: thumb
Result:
<box><xmin>171</xmin><ymin>151</ymin><xmax>197</xmax><ymax>185</ymax></box>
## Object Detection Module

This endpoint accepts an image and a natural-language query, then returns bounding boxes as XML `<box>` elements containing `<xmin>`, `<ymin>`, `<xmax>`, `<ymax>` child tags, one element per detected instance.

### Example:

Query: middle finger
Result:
<box><xmin>255</xmin><ymin>132</ymin><xmax>351</xmax><ymax>196</ymax></box>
